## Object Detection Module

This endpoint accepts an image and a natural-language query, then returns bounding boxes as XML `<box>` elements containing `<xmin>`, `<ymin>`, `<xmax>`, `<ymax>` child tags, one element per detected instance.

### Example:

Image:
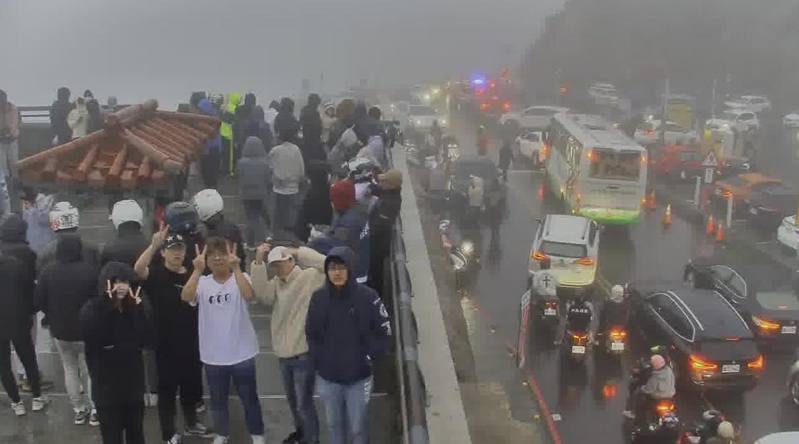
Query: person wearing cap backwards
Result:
<box><xmin>37</xmin><ymin>201</ymin><xmax>99</xmax><ymax>276</ymax></box>
<box><xmin>306</xmin><ymin>246</ymin><xmax>391</xmax><ymax>444</ymax></box>
<box><xmin>134</xmin><ymin>224</ymin><xmax>211</xmax><ymax>443</ymax></box>
<box><xmin>251</xmin><ymin>242</ymin><xmax>325</xmax><ymax>444</ymax></box>
<box><xmin>81</xmin><ymin>261</ymin><xmax>155</xmax><ymax>444</ymax></box>
<box><xmin>181</xmin><ymin>237</ymin><xmax>264</xmax><ymax>444</ymax></box>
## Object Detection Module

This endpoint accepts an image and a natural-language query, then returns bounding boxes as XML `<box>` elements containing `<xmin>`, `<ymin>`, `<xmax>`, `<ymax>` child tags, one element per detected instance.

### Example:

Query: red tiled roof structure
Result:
<box><xmin>18</xmin><ymin>99</ymin><xmax>220</xmax><ymax>190</ymax></box>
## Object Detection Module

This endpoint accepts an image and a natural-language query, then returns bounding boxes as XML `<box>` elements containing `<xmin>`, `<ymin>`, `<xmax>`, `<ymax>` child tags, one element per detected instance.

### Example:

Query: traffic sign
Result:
<box><xmin>701</xmin><ymin>151</ymin><xmax>718</xmax><ymax>168</ymax></box>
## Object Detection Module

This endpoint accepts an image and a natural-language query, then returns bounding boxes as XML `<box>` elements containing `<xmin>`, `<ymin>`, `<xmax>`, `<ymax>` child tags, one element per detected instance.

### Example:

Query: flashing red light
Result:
<box><xmin>503</xmin><ymin>101</ymin><xmax>512</xmax><ymax>112</ymax></box>
<box><xmin>489</xmin><ymin>80</ymin><xmax>497</xmax><ymax>89</ymax></box>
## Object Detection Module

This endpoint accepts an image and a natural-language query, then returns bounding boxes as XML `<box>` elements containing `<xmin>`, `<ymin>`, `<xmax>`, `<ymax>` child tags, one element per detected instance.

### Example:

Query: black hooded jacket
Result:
<box><xmin>81</xmin><ymin>261</ymin><xmax>154</xmax><ymax>407</ymax></box>
<box><xmin>305</xmin><ymin>247</ymin><xmax>391</xmax><ymax>384</ymax></box>
<box><xmin>300</xmin><ymin>94</ymin><xmax>325</xmax><ymax>160</ymax></box>
<box><xmin>50</xmin><ymin>88</ymin><xmax>74</xmax><ymax>144</ymax></box>
<box><xmin>353</xmin><ymin>102</ymin><xmax>382</xmax><ymax>146</ymax></box>
<box><xmin>0</xmin><ymin>215</ymin><xmax>37</xmax><ymax>311</ymax></box>
<box><xmin>100</xmin><ymin>222</ymin><xmax>149</xmax><ymax>268</ymax></box>
<box><xmin>0</xmin><ymin>253</ymin><xmax>30</xmax><ymax>336</ymax></box>
<box><xmin>274</xmin><ymin>98</ymin><xmax>299</xmax><ymax>144</ymax></box>
<box><xmin>36</xmin><ymin>234</ymin><xmax>99</xmax><ymax>341</ymax></box>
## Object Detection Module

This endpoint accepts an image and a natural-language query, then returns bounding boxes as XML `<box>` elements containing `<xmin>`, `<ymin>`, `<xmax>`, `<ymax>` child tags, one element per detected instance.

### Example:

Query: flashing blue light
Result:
<box><xmin>472</xmin><ymin>78</ymin><xmax>485</xmax><ymax>86</ymax></box>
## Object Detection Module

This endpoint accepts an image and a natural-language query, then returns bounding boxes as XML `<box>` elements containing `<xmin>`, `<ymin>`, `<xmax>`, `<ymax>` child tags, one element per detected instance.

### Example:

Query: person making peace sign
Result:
<box><xmin>180</xmin><ymin>237</ymin><xmax>264</xmax><ymax>444</ymax></box>
<box><xmin>79</xmin><ymin>261</ymin><xmax>155</xmax><ymax>444</ymax></box>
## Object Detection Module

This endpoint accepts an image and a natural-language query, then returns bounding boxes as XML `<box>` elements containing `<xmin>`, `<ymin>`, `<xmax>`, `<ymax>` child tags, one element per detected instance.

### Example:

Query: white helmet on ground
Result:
<box><xmin>192</xmin><ymin>189</ymin><xmax>224</xmax><ymax>222</ymax></box>
<box><xmin>610</xmin><ymin>285</ymin><xmax>625</xmax><ymax>303</ymax></box>
<box><xmin>110</xmin><ymin>199</ymin><xmax>143</xmax><ymax>229</ymax></box>
<box><xmin>49</xmin><ymin>201</ymin><xmax>79</xmax><ymax>232</ymax></box>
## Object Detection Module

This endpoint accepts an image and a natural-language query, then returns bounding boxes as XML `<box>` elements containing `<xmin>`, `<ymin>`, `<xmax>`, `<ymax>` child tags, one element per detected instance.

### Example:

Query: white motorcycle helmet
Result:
<box><xmin>610</xmin><ymin>285</ymin><xmax>625</xmax><ymax>303</ymax></box>
<box><xmin>192</xmin><ymin>189</ymin><xmax>224</xmax><ymax>222</ymax></box>
<box><xmin>109</xmin><ymin>199</ymin><xmax>143</xmax><ymax>229</ymax></box>
<box><xmin>49</xmin><ymin>201</ymin><xmax>80</xmax><ymax>232</ymax></box>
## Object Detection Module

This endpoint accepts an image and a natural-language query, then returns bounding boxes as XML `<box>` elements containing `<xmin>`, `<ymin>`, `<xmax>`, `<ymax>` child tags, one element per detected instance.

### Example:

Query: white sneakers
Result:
<box><xmin>31</xmin><ymin>396</ymin><xmax>49</xmax><ymax>412</ymax></box>
<box><xmin>252</xmin><ymin>436</ymin><xmax>266</xmax><ymax>444</ymax></box>
<box><xmin>11</xmin><ymin>402</ymin><xmax>26</xmax><ymax>416</ymax></box>
<box><xmin>212</xmin><ymin>436</ymin><xmax>228</xmax><ymax>444</ymax></box>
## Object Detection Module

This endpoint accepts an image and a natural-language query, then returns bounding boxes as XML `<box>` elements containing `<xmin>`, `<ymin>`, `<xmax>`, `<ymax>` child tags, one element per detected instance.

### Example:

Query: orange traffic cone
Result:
<box><xmin>644</xmin><ymin>190</ymin><xmax>657</xmax><ymax>210</ymax></box>
<box><xmin>715</xmin><ymin>222</ymin><xmax>725</xmax><ymax>243</ymax></box>
<box><xmin>662</xmin><ymin>204</ymin><xmax>673</xmax><ymax>226</ymax></box>
<box><xmin>706</xmin><ymin>215</ymin><xmax>716</xmax><ymax>236</ymax></box>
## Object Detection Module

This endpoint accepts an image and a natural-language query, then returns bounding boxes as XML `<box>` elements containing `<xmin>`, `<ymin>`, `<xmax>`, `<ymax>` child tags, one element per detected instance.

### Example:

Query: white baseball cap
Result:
<box><xmin>267</xmin><ymin>246</ymin><xmax>293</xmax><ymax>265</ymax></box>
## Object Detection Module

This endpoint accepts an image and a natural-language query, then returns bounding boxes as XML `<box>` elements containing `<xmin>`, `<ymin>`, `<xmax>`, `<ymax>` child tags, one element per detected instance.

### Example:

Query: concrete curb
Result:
<box><xmin>395</xmin><ymin>147</ymin><xmax>473</xmax><ymax>444</ymax></box>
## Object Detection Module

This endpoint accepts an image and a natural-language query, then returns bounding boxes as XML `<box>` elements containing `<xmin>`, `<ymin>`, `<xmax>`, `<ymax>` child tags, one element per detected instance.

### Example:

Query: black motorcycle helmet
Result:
<box><xmin>165</xmin><ymin>201</ymin><xmax>198</xmax><ymax>235</ymax></box>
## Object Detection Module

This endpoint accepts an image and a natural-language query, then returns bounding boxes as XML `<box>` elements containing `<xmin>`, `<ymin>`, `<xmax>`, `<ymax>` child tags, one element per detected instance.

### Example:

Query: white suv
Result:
<box><xmin>724</xmin><ymin>95</ymin><xmax>771</xmax><ymax>114</ymax></box>
<box><xmin>528</xmin><ymin>215</ymin><xmax>600</xmax><ymax>290</ymax></box>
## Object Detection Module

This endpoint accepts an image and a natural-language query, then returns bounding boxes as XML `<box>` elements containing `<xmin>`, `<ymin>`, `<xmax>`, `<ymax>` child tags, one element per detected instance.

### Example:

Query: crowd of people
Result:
<box><xmin>0</xmin><ymin>88</ymin><xmax>405</xmax><ymax>444</ymax></box>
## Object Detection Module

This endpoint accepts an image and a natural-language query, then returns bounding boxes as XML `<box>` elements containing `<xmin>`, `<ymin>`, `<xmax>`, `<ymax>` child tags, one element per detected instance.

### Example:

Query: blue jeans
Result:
<box><xmin>316</xmin><ymin>375</ymin><xmax>372</xmax><ymax>444</ymax></box>
<box><xmin>279</xmin><ymin>354</ymin><xmax>319</xmax><ymax>443</ymax></box>
<box><xmin>205</xmin><ymin>358</ymin><xmax>264</xmax><ymax>437</ymax></box>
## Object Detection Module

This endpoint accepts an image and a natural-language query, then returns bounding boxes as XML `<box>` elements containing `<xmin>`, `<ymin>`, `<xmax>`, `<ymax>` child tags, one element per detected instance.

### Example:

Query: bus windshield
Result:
<box><xmin>589</xmin><ymin>149</ymin><xmax>641</xmax><ymax>181</ymax></box>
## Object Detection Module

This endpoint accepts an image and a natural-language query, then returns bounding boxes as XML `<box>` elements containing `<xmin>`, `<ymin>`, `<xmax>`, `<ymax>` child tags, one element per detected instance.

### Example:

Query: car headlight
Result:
<box><xmin>440</xmin><ymin>119</ymin><xmax>448</xmax><ymax>126</ymax></box>
<box><xmin>423</xmin><ymin>94</ymin><xmax>431</xmax><ymax>101</ymax></box>
<box><xmin>460</xmin><ymin>240</ymin><xmax>475</xmax><ymax>256</ymax></box>
<box><xmin>416</xmin><ymin>119</ymin><xmax>423</xmax><ymax>125</ymax></box>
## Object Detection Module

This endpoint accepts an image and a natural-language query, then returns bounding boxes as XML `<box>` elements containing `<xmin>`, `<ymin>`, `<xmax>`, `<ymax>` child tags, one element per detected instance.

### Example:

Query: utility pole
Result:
<box><xmin>711</xmin><ymin>79</ymin><xmax>717</xmax><ymax>119</ymax></box>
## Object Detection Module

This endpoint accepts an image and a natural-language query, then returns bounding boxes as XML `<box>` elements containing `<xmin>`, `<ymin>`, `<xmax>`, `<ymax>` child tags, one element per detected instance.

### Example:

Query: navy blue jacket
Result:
<box><xmin>305</xmin><ymin>247</ymin><xmax>391</xmax><ymax>384</ymax></box>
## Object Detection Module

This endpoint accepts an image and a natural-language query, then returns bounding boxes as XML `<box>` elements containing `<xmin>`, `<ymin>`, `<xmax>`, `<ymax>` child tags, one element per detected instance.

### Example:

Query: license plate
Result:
<box><xmin>721</xmin><ymin>364</ymin><xmax>740</xmax><ymax>374</ymax></box>
<box><xmin>544</xmin><ymin>308</ymin><xmax>557</xmax><ymax>316</ymax></box>
<box><xmin>749</xmin><ymin>207</ymin><xmax>758</xmax><ymax>215</ymax></box>
<box><xmin>611</xmin><ymin>341</ymin><xmax>625</xmax><ymax>351</ymax></box>
<box><xmin>571</xmin><ymin>346</ymin><xmax>586</xmax><ymax>354</ymax></box>
<box><xmin>781</xmin><ymin>326</ymin><xmax>797</xmax><ymax>335</ymax></box>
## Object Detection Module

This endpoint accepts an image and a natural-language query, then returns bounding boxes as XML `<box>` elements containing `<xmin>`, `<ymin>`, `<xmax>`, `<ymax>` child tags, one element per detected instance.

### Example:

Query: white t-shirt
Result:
<box><xmin>196</xmin><ymin>273</ymin><xmax>259</xmax><ymax>366</ymax></box>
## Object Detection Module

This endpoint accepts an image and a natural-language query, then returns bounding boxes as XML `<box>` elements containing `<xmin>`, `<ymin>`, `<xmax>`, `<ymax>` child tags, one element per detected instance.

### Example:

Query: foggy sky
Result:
<box><xmin>1</xmin><ymin>0</ymin><xmax>564</xmax><ymax>109</ymax></box>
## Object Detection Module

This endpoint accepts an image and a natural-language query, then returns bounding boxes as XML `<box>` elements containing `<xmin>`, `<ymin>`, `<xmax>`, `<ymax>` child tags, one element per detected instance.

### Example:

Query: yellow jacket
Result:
<box><xmin>220</xmin><ymin>92</ymin><xmax>242</xmax><ymax>140</ymax></box>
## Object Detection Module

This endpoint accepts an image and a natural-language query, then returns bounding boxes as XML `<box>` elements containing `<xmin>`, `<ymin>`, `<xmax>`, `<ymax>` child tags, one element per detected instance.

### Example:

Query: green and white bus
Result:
<box><xmin>545</xmin><ymin>113</ymin><xmax>648</xmax><ymax>225</ymax></box>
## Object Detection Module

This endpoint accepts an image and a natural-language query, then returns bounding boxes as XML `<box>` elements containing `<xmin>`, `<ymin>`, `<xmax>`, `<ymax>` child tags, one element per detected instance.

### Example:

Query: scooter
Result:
<box><xmin>603</xmin><ymin>325</ymin><xmax>628</xmax><ymax>356</ymax></box>
<box><xmin>627</xmin><ymin>354</ymin><xmax>677</xmax><ymax>431</ymax></box>
<box><xmin>563</xmin><ymin>329</ymin><xmax>591</xmax><ymax>364</ymax></box>
<box><xmin>439</xmin><ymin>219</ymin><xmax>477</xmax><ymax>274</ymax></box>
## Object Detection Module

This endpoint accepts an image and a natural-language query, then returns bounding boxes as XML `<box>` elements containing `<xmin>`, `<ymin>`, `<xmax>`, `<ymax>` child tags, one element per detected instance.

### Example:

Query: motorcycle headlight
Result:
<box><xmin>461</xmin><ymin>240</ymin><xmax>475</xmax><ymax>256</ymax></box>
<box><xmin>416</xmin><ymin>119</ymin><xmax>423</xmax><ymax>125</ymax></box>
<box><xmin>440</xmin><ymin>119</ymin><xmax>448</xmax><ymax>126</ymax></box>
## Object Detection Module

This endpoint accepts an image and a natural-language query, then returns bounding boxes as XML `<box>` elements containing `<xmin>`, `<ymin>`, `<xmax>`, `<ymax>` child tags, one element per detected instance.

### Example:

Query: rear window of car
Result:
<box><xmin>755</xmin><ymin>291</ymin><xmax>799</xmax><ymax>311</ymax></box>
<box><xmin>540</xmin><ymin>241</ymin><xmax>586</xmax><ymax>258</ymax></box>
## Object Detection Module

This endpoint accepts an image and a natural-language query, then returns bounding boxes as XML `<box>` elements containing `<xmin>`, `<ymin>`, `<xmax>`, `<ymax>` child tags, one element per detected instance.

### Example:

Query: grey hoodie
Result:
<box><xmin>237</xmin><ymin>136</ymin><xmax>271</xmax><ymax>201</ymax></box>
<box><xmin>641</xmin><ymin>366</ymin><xmax>676</xmax><ymax>399</ymax></box>
<box><xmin>268</xmin><ymin>140</ymin><xmax>305</xmax><ymax>195</ymax></box>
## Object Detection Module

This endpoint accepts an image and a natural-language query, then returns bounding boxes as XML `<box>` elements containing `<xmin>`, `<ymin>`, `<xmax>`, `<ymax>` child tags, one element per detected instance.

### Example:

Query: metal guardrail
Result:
<box><xmin>386</xmin><ymin>144</ymin><xmax>430</xmax><ymax>444</ymax></box>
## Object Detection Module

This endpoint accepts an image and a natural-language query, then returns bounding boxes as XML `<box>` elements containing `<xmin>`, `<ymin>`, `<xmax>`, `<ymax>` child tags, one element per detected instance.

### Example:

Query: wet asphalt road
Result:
<box><xmin>437</xmin><ymin>108</ymin><xmax>799</xmax><ymax>443</ymax></box>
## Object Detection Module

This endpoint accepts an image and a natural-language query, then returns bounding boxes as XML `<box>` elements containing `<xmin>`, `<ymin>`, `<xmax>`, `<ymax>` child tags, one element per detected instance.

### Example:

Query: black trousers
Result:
<box><xmin>0</xmin><ymin>324</ymin><xmax>41</xmax><ymax>403</ymax></box>
<box><xmin>157</xmin><ymin>351</ymin><xmax>203</xmax><ymax>441</ymax></box>
<box><xmin>201</xmin><ymin>150</ymin><xmax>221</xmax><ymax>189</ymax></box>
<box><xmin>97</xmin><ymin>402</ymin><xmax>145</xmax><ymax>444</ymax></box>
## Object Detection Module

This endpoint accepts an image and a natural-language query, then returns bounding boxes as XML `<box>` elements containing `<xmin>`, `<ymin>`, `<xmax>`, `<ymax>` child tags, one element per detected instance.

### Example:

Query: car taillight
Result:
<box><xmin>690</xmin><ymin>354</ymin><xmax>718</xmax><ymax>371</ymax></box>
<box><xmin>575</xmin><ymin>257</ymin><xmax>594</xmax><ymax>266</ymax></box>
<box><xmin>503</xmin><ymin>101</ymin><xmax>512</xmax><ymax>112</ymax></box>
<box><xmin>531</xmin><ymin>251</ymin><xmax>548</xmax><ymax>261</ymax></box>
<box><xmin>655</xmin><ymin>400</ymin><xmax>675</xmax><ymax>417</ymax></box>
<box><xmin>609</xmin><ymin>329</ymin><xmax>627</xmax><ymax>341</ymax></box>
<box><xmin>752</xmin><ymin>315</ymin><xmax>780</xmax><ymax>331</ymax></box>
<box><xmin>645</xmin><ymin>129</ymin><xmax>655</xmax><ymax>136</ymax></box>
<box><xmin>747</xmin><ymin>355</ymin><xmax>765</xmax><ymax>370</ymax></box>
<box><xmin>544</xmin><ymin>301</ymin><xmax>558</xmax><ymax>309</ymax></box>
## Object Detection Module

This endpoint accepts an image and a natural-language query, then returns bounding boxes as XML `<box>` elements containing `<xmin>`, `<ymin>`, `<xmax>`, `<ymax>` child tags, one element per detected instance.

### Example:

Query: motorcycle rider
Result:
<box><xmin>599</xmin><ymin>284</ymin><xmax>629</xmax><ymax>337</ymax></box>
<box><xmin>555</xmin><ymin>293</ymin><xmax>595</xmax><ymax>346</ymax></box>
<box><xmin>623</xmin><ymin>354</ymin><xmax>676</xmax><ymax>422</ymax></box>
<box><xmin>706</xmin><ymin>421</ymin><xmax>735</xmax><ymax>444</ymax></box>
